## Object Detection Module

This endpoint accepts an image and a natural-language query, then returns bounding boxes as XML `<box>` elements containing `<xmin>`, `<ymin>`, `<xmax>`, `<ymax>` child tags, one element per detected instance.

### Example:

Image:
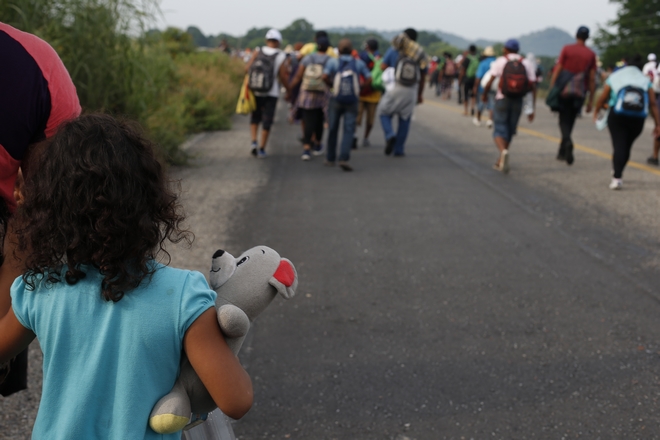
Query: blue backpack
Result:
<box><xmin>613</xmin><ymin>86</ymin><xmax>648</xmax><ymax>118</ymax></box>
<box><xmin>332</xmin><ymin>59</ymin><xmax>360</xmax><ymax>105</ymax></box>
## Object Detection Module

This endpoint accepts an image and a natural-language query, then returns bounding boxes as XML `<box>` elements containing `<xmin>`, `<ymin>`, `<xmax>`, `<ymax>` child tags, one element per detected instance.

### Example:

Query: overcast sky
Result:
<box><xmin>158</xmin><ymin>0</ymin><xmax>619</xmax><ymax>41</ymax></box>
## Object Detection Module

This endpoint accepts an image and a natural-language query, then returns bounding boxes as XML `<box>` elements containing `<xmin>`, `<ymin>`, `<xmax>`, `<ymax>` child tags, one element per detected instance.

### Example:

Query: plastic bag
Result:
<box><xmin>236</xmin><ymin>77</ymin><xmax>256</xmax><ymax>115</ymax></box>
<box><xmin>181</xmin><ymin>409</ymin><xmax>236</xmax><ymax>440</ymax></box>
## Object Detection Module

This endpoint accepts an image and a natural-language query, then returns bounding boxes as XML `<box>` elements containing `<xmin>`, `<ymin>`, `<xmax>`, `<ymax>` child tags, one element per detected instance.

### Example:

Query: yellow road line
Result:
<box><xmin>426</xmin><ymin>100</ymin><xmax>660</xmax><ymax>177</ymax></box>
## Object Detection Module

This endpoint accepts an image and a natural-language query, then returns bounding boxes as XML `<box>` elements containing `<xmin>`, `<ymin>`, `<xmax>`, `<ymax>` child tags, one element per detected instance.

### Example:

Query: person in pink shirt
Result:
<box><xmin>0</xmin><ymin>22</ymin><xmax>80</xmax><ymax>396</ymax></box>
<box><xmin>482</xmin><ymin>39</ymin><xmax>536</xmax><ymax>173</ymax></box>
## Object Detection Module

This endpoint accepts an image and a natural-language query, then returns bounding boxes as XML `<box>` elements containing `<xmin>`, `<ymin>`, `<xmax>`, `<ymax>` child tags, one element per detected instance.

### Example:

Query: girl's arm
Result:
<box><xmin>648</xmin><ymin>89</ymin><xmax>660</xmax><ymax>139</ymax></box>
<box><xmin>0</xmin><ymin>307</ymin><xmax>35</xmax><ymax>365</ymax></box>
<box><xmin>184</xmin><ymin>308</ymin><xmax>253</xmax><ymax>420</ymax></box>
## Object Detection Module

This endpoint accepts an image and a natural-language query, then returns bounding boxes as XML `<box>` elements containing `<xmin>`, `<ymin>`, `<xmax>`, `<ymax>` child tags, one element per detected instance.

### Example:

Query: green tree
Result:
<box><xmin>281</xmin><ymin>18</ymin><xmax>315</xmax><ymax>45</ymax></box>
<box><xmin>595</xmin><ymin>0</ymin><xmax>660</xmax><ymax>67</ymax></box>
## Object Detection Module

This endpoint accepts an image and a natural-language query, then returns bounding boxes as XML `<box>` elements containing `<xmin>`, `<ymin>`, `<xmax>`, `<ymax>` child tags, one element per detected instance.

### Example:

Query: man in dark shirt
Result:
<box><xmin>549</xmin><ymin>26</ymin><xmax>597</xmax><ymax>165</ymax></box>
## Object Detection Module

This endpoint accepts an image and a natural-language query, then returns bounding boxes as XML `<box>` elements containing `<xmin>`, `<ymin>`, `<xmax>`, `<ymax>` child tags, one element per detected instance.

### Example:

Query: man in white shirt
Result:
<box><xmin>246</xmin><ymin>29</ymin><xmax>288</xmax><ymax>158</ymax></box>
<box><xmin>482</xmin><ymin>39</ymin><xmax>536</xmax><ymax>173</ymax></box>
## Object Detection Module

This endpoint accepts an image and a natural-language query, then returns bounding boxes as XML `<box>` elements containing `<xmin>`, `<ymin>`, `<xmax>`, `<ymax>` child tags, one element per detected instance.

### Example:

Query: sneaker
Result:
<box><xmin>257</xmin><ymin>148</ymin><xmax>267</xmax><ymax>159</ymax></box>
<box><xmin>301</xmin><ymin>151</ymin><xmax>312</xmax><ymax>161</ymax></box>
<box><xmin>339</xmin><ymin>161</ymin><xmax>353</xmax><ymax>172</ymax></box>
<box><xmin>385</xmin><ymin>137</ymin><xmax>396</xmax><ymax>156</ymax></box>
<box><xmin>609</xmin><ymin>178</ymin><xmax>623</xmax><ymax>190</ymax></box>
<box><xmin>499</xmin><ymin>150</ymin><xmax>509</xmax><ymax>174</ymax></box>
<box><xmin>363</xmin><ymin>138</ymin><xmax>370</xmax><ymax>147</ymax></box>
<box><xmin>486</xmin><ymin>119</ymin><xmax>493</xmax><ymax>128</ymax></box>
<box><xmin>472</xmin><ymin>117</ymin><xmax>481</xmax><ymax>127</ymax></box>
<box><xmin>250</xmin><ymin>141</ymin><xmax>258</xmax><ymax>157</ymax></box>
<box><xmin>312</xmin><ymin>143</ymin><xmax>324</xmax><ymax>156</ymax></box>
<box><xmin>647</xmin><ymin>156</ymin><xmax>659</xmax><ymax>166</ymax></box>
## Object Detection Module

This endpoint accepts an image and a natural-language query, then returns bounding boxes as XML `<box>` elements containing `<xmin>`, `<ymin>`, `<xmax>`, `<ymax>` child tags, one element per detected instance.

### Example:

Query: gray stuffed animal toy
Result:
<box><xmin>149</xmin><ymin>246</ymin><xmax>298</xmax><ymax>434</ymax></box>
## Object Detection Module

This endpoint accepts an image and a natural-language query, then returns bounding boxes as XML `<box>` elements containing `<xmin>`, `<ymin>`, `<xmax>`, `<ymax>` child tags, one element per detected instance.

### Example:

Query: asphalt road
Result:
<box><xmin>3</xmin><ymin>90</ymin><xmax>660</xmax><ymax>440</ymax></box>
<box><xmin>206</xmin><ymin>92</ymin><xmax>660</xmax><ymax>440</ymax></box>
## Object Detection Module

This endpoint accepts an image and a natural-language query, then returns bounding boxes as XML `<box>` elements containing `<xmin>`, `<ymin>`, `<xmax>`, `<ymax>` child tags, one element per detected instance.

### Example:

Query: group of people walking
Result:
<box><xmin>245</xmin><ymin>28</ymin><xmax>428</xmax><ymax>171</ymax></box>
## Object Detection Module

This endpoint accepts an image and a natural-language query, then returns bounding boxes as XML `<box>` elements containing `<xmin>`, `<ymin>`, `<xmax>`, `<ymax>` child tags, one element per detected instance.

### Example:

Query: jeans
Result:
<box><xmin>380</xmin><ymin>114</ymin><xmax>411</xmax><ymax>155</ymax></box>
<box><xmin>557</xmin><ymin>97</ymin><xmax>583</xmax><ymax>157</ymax></box>
<box><xmin>326</xmin><ymin>98</ymin><xmax>358</xmax><ymax>162</ymax></box>
<box><xmin>492</xmin><ymin>97</ymin><xmax>523</xmax><ymax>142</ymax></box>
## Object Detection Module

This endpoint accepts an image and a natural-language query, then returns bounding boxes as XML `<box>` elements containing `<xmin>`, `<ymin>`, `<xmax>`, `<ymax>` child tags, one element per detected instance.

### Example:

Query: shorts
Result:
<box><xmin>492</xmin><ymin>97</ymin><xmax>523</xmax><ymax>142</ymax></box>
<box><xmin>463</xmin><ymin>78</ymin><xmax>476</xmax><ymax>99</ymax></box>
<box><xmin>357</xmin><ymin>101</ymin><xmax>378</xmax><ymax>127</ymax></box>
<box><xmin>251</xmin><ymin>96</ymin><xmax>278</xmax><ymax>130</ymax></box>
<box><xmin>478</xmin><ymin>91</ymin><xmax>496</xmax><ymax>113</ymax></box>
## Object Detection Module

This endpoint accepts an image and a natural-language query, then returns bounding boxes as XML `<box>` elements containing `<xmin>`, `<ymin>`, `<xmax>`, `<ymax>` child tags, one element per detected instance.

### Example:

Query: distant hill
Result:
<box><xmin>328</xmin><ymin>26</ymin><xmax>575</xmax><ymax>57</ymax></box>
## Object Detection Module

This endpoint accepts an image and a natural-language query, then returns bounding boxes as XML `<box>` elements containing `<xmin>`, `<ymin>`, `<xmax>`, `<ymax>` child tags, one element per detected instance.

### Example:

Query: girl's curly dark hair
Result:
<box><xmin>15</xmin><ymin>113</ymin><xmax>192</xmax><ymax>302</ymax></box>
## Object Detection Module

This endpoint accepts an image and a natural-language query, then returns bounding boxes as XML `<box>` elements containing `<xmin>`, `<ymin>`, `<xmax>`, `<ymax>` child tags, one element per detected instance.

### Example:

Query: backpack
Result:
<box><xmin>466</xmin><ymin>55</ymin><xmax>479</xmax><ymax>78</ymax></box>
<box><xmin>368</xmin><ymin>53</ymin><xmax>385</xmax><ymax>92</ymax></box>
<box><xmin>395</xmin><ymin>55</ymin><xmax>419</xmax><ymax>87</ymax></box>
<box><xmin>248</xmin><ymin>50</ymin><xmax>278</xmax><ymax>93</ymax></box>
<box><xmin>444</xmin><ymin>59</ymin><xmax>456</xmax><ymax>76</ymax></box>
<box><xmin>302</xmin><ymin>55</ymin><xmax>328</xmax><ymax>92</ymax></box>
<box><xmin>500</xmin><ymin>55</ymin><xmax>530</xmax><ymax>99</ymax></box>
<box><xmin>333</xmin><ymin>58</ymin><xmax>360</xmax><ymax>104</ymax></box>
<box><xmin>612</xmin><ymin>86</ymin><xmax>648</xmax><ymax>118</ymax></box>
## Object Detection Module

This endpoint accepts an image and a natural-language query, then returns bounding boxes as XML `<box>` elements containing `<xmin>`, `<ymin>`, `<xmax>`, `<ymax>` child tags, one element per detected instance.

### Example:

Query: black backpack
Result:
<box><xmin>248</xmin><ymin>50</ymin><xmax>278</xmax><ymax>93</ymax></box>
<box><xmin>395</xmin><ymin>56</ymin><xmax>419</xmax><ymax>87</ymax></box>
<box><xmin>500</xmin><ymin>56</ymin><xmax>530</xmax><ymax>98</ymax></box>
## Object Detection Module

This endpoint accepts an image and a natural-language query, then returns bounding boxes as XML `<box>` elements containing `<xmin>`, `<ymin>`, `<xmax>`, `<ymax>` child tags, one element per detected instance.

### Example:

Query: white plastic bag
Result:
<box><xmin>181</xmin><ymin>410</ymin><xmax>236</xmax><ymax>440</ymax></box>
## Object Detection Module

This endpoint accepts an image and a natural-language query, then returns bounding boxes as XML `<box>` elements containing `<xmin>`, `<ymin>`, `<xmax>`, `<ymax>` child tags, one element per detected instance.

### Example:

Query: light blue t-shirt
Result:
<box><xmin>606</xmin><ymin>66</ymin><xmax>652</xmax><ymax>107</ymax></box>
<box><xmin>11</xmin><ymin>264</ymin><xmax>216</xmax><ymax>440</ymax></box>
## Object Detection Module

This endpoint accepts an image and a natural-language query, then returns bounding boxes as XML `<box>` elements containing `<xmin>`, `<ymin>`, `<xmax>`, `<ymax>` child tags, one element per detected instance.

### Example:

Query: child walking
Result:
<box><xmin>0</xmin><ymin>114</ymin><xmax>252</xmax><ymax>439</ymax></box>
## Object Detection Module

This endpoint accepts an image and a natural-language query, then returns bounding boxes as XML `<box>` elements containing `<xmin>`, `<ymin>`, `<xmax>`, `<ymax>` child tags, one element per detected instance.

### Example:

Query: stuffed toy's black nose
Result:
<box><xmin>213</xmin><ymin>249</ymin><xmax>225</xmax><ymax>258</ymax></box>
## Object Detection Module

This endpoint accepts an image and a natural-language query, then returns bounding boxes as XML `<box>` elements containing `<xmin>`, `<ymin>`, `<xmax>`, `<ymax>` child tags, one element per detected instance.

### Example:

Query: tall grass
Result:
<box><xmin>0</xmin><ymin>0</ymin><xmax>244</xmax><ymax>163</ymax></box>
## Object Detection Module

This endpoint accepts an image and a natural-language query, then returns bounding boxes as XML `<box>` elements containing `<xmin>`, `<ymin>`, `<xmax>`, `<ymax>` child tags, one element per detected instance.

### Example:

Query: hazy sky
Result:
<box><xmin>158</xmin><ymin>0</ymin><xmax>619</xmax><ymax>41</ymax></box>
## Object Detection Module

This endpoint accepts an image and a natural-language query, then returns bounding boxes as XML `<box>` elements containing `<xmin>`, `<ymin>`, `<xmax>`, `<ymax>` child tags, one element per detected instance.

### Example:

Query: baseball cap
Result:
<box><xmin>265</xmin><ymin>29</ymin><xmax>282</xmax><ymax>42</ymax></box>
<box><xmin>576</xmin><ymin>26</ymin><xmax>590</xmax><ymax>39</ymax></box>
<box><xmin>504</xmin><ymin>39</ymin><xmax>519</xmax><ymax>52</ymax></box>
<box><xmin>649</xmin><ymin>53</ymin><xmax>657</xmax><ymax>61</ymax></box>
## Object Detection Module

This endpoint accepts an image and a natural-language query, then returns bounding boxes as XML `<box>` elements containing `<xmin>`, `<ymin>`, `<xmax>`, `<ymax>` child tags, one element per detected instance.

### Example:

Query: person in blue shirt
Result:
<box><xmin>379</xmin><ymin>28</ymin><xmax>428</xmax><ymax>157</ymax></box>
<box><xmin>0</xmin><ymin>114</ymin><xmax>253</xmax><ymax>439</ymax></box>
<box><xmin>323</xmin><ymin>39</ymin><xmax>371</xmax><ymax>171</ymax></box>
<box><xmin>473</xmin><ymin>46</ymin><xmax>497</xmax><ymax>127</ymax></box>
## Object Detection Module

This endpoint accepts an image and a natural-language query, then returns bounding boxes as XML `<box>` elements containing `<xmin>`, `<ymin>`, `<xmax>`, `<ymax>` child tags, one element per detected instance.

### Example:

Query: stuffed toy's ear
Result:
<box><xmin>209</xmin><ymin>249</ymin><xmax>236</xmax><ymax>290</ymax></box>
<box><xmin>269</xmin><ymin>258</ymin><xmax>298</xmax><ymax>300</ymax></box>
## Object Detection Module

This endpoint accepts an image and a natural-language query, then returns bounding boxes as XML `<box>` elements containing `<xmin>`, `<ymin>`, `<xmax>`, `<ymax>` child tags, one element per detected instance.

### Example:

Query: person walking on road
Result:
<box><xmin>549</xmin><ymin>26</ymin><xmax>597</xmax><ymax>165</ymax></box>
<box><xmin>438</xmin><ymin>52</ymin><xmax>457</xmax><ymax>100</ymax></box>
<box><xmin>379</xmin><ymin>28</ymin><xmax>428</xmax><ymax>157</ymax></box>
<box><xmin>593</xmin><ymin>55</ymin><xmax>660</xmax><ymax>189</ymax></box>
<box><xmin>459</xmin><ymin>45</ymin><xmax>479</xmax><ymax>117</ymax></box>
<box><xmin>642</xmin><ymin>54</ymin><xmax>660</xmax><ymax>165</ymax></box>
<box><xmin>355</xmin><ymin>39</ymin><xmax>383</xmax><ymax>148</ymax></box>
<box><xmin>322</xmin><ymin>39</ymin><xmax>371</xmax><ymax>171</ymax></box>
<box><xmin>473</xmin><ymin>46</ymin><xmax>497</xmax><ymax>127</ymax></box>
<box><xmin>246</xmin><ymin>29</ymin><xmax>288</xmax><ymax>158</ymax></box>
<box><xmin>289</xmin><ymin>36</ymin><xmax>331</xmax><ymax>161</ymax></box>
<box><xmin>482</xmin><ymin>39</ymin><xmax>536</xmax><ymax>173</ymax></box>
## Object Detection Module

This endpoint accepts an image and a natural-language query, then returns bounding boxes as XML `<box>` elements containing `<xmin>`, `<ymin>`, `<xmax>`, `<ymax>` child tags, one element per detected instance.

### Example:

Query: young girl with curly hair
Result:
<box><xmin>0</xmin><ymin>114</ymin><xmax>252</xmax><ymax>439</ymax></box>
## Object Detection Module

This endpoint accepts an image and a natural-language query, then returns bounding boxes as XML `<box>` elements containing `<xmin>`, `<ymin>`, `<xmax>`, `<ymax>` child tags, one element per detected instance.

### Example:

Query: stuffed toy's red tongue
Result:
<box><xmin>272</xmin><ymin>260</ymin><xmax>295</xmax><ymax>287</ymax></box>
